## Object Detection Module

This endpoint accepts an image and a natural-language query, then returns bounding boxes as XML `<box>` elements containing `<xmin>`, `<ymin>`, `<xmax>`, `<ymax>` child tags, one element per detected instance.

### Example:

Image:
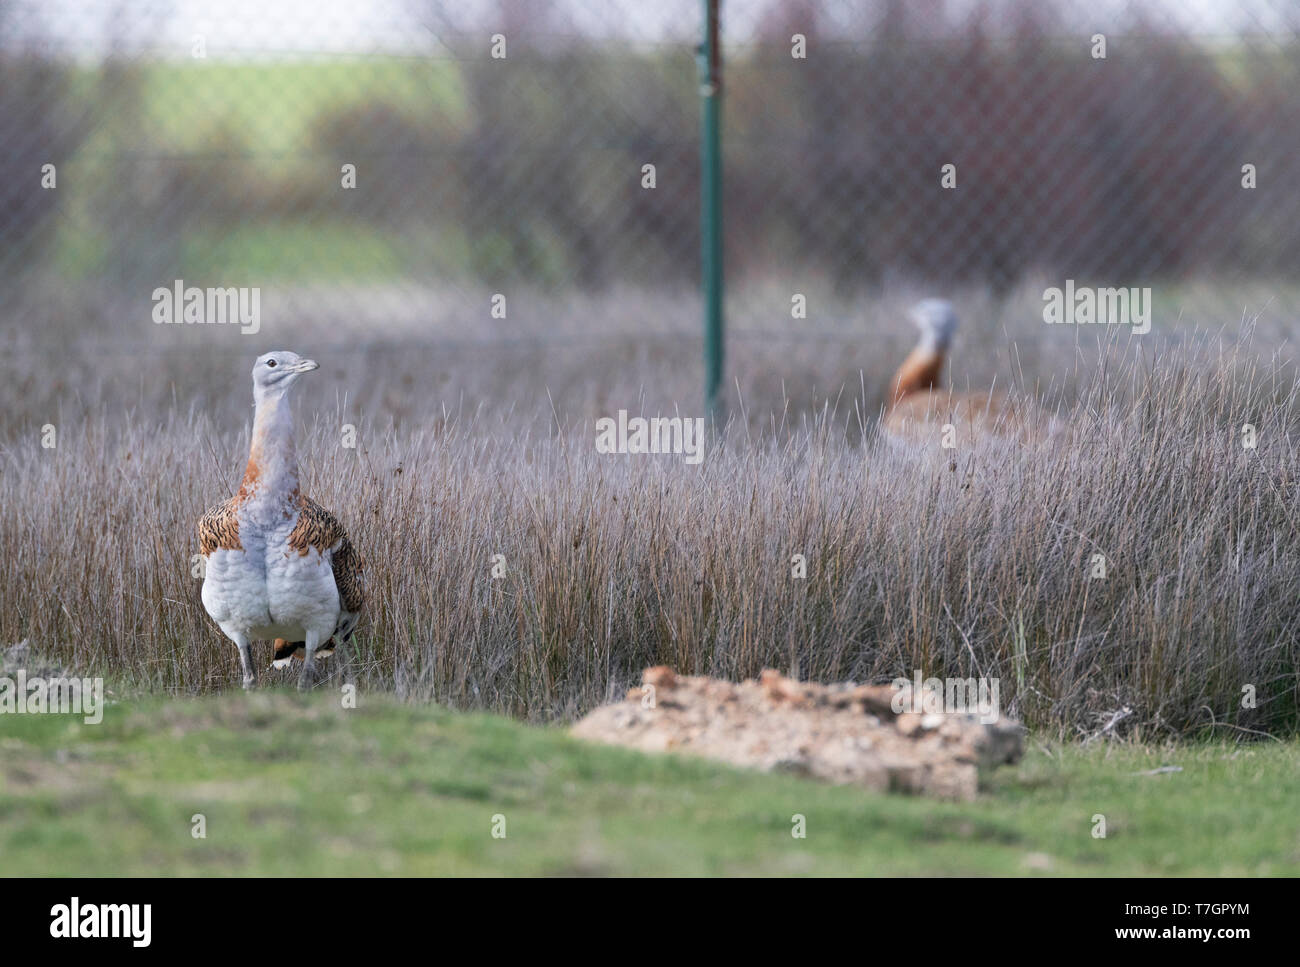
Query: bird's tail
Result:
<box><xmin>270</xmin><ymin>638</ymin><xmax>336</xmax><ymax>669</ymax></box>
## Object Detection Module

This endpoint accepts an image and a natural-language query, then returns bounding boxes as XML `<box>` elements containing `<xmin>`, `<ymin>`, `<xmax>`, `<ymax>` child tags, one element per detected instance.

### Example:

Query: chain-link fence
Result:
<box><xmin>2</xmin><ymin>1</ymin><xmax>1299</xmax><ymax>359</ymax></box>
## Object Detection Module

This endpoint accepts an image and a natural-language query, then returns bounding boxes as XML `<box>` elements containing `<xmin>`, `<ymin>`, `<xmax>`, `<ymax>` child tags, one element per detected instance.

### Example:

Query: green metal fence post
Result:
<box><xmin>698</xmin><ymin>0</ymin><xmax>724</xmax><ymax>421</ymax></box>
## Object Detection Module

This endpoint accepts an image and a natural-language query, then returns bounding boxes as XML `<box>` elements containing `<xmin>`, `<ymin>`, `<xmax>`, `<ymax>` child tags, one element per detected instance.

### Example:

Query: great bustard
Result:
<box><xmin>881</xmin><ymin>300</ymin><xmax>1047</xmax><ymax>448</ymax></box>
<box><xmin>198</xmin><ymin>351</ymin><xmax>363</xmax><ymax>690</ymax></box>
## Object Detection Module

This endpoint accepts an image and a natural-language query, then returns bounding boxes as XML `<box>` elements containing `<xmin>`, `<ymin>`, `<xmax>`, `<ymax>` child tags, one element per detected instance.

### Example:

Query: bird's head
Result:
<box><xmin>252</xmin><ymin>350</ymin><xmax>318</xmax><ymax>401</ymax></box>
<box><xmin>909</xmin><ymin>299</ymin><xmax>959</xmax><ymax>352</ymax></box>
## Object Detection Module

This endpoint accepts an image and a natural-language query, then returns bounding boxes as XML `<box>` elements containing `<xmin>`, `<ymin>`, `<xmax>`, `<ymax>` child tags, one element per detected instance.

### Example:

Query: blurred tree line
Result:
<box><xmin>2</xmin><ymin>0</ymin><xmax>1298</xmax><ymax>293</ymax></box>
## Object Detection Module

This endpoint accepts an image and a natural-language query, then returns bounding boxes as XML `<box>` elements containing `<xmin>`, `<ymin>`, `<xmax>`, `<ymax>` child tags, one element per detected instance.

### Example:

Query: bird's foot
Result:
<box><xmin>241</xmin><ymin>673</ymin><xmax>257</xmax><ymax>691</ymax></box>
<box><xmin>297</xmin><ymin>663</ymin><xmax>319</xmax><ymax>692</ymax></box>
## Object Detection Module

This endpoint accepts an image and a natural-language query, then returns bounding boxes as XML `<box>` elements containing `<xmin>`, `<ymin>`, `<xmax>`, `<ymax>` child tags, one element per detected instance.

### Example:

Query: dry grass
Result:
<box><xmin>2</xmin><ymin>290</ymin><xmax>1298</xmax><ymax>737</ymax></box>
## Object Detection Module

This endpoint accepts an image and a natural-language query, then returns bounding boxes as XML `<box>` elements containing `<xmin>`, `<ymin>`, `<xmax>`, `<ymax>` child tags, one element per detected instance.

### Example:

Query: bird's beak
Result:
<box><xmin>293</xmin><ymin>359</ymin><xmax>319</xmax><ymax>373</ymax></box>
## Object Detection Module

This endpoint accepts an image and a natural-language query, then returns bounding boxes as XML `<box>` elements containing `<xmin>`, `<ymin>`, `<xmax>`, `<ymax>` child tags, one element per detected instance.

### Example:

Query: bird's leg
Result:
<box><xmin>332</xmin><ymin>638</ymin><xmax>354</xmax><ymax>686</ymax></box>
<box><xmin>298</xmin><ymin>630</ymin><xmax>320</xmax><ymax>692</ymax></box>
<box><xmin>235</xmin><ymin>636</ymin><xmax>257</xmax><ymax>690</ymax></box>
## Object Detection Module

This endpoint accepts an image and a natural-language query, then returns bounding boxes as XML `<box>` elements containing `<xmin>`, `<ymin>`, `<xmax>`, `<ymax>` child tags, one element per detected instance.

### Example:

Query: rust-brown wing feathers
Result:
<box><xmin>271</xmin><ymin>496</ymin><xmax>363</xmax><ymax>665</ymax></box>
<box><xmin>288</xmin><ymin>494</ymin><xmax>364</xmax><ymax>614</ymax></box>
<box><xmin>198</xmin><ymin>498</ymin><xmax>242</xmax><ymax>554</ymax></box>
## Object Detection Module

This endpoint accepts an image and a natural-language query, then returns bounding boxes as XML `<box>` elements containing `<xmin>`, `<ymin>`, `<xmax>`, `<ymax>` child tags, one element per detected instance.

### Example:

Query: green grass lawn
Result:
<box><xmin>0</xmin><ymin>692</ymin><xmax>1296</xmax><ymax>876</ymax></box>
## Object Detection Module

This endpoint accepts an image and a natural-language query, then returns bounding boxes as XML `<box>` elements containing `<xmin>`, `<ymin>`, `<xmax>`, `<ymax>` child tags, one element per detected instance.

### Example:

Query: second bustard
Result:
<box><xmin>881</xmin><ymin>300</ymin><xmax>1047</xmax><ymax>448</ymax></box>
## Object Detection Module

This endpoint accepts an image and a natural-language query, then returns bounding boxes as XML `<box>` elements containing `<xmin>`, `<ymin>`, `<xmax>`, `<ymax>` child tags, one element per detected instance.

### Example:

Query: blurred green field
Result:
<box><xmin>47</xmin><ymin>59</ymin><xmax>468</xmax><ymax>282</ymax></box>
<box><xmin>131</xmin><ymin>60</ymin><xmax>469</xmax><ymax>152</ymax></box>
<box><xmin>60</xmin><ymin>58</ymin><xmax>467</xmax><ymax>158</ymax></box>
<box><xmin>1</xmin><ymin>692</ymin><xmax>1295</xmax><ymax>876</ymax></box>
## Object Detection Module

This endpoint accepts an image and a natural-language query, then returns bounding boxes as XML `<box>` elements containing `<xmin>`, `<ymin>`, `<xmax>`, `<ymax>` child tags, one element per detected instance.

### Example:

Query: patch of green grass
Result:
<box><xmin>99</xmin><ymin>59</ymin><xmax>468</xmax><ymax>156</ymax></box>
<box><xmin>43</xmin><ymin>58</ymin><xmax>474</xmax><ymax>283</ymax></box>
<box><xmin>1</xmin><ymin>693</ymin><xmax>1296</xmax><ymax>876</ymax></box>
<box><xmin>176</xmin><ymin>221</ymin><xmax>414</xmax><ymax>283</ymax></box>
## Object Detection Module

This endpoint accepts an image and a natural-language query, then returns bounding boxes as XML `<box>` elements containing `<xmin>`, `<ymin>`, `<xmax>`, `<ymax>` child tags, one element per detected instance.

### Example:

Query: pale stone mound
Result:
<box><xmin>571</xmin><ymin>667</ymin><xmax>1025</xmax><ymax>801</ymax></box>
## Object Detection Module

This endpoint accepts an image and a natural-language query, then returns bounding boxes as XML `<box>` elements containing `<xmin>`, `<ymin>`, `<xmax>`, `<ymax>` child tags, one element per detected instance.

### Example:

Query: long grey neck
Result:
<box><xmin>240</xmin><ymin>390</ymin><xmax>300</xmax><ymax>508</ymax></box>
<box><xmin>917</xmin><ymin>328</ymin><xmax>951</xmax><ymax>354</ymax></box>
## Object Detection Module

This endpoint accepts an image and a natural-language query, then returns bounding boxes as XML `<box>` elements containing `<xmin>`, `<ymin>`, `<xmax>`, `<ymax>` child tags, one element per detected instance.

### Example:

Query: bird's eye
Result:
<box><xmin>266</xmin><ymin>359</ymin><xmax>277</xmax><ymax>368</ymax></box>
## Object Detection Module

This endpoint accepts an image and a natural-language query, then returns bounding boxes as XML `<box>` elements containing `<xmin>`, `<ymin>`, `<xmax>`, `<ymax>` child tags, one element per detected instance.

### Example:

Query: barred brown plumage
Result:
<box><xmin>288</xmin><ymin>493</ymin><xmax>365</xmax><ymax>613</ymax></box>
<box><xmin>269</xmin><ymin>495</ymin><xmax>365</xmax><ymax>666</ymax></box>
<box><xmin>197</xmin><ymin>497</ymin><xmax>242</xmax><ymax>555</ymax></box>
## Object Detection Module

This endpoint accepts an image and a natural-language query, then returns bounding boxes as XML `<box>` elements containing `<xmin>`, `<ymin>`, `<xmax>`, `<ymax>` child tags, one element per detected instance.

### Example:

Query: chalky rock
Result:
<box><xmin>571</xmin><ymin>667</ymin><xmax>1024</xmax><ymax>801</ymax></box>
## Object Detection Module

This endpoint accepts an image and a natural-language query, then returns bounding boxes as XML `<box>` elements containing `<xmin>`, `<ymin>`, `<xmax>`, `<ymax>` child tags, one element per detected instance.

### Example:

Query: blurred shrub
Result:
<box><xmin>0</xmin><ymin>57</ymin><xmax>88</xmax><ymax>270</ymax></box>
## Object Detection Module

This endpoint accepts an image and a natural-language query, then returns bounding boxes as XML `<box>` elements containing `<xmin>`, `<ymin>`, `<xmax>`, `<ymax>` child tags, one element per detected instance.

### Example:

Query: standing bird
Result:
<box><xmin>198</xmin><ymin>351</ymin><xmax>363</xmax><ymax>690</ymax></box>
<box><xmin>881</xmin><ymin>299</ymin><xmax>1045</xmax><ymax>447</ymax></box>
